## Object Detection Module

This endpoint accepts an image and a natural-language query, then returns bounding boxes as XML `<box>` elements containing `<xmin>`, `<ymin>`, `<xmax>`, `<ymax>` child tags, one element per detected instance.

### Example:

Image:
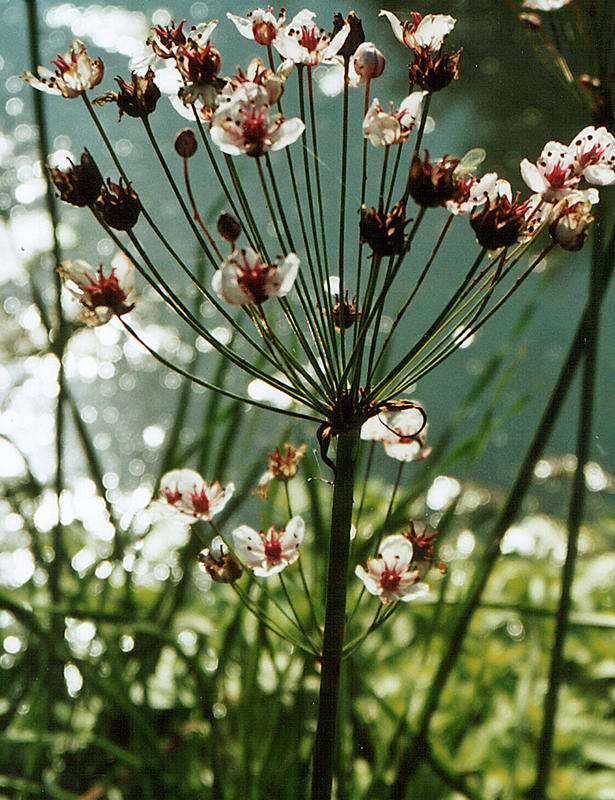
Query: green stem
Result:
<box><xmin>530</xmin><ymin>210</ymin><xmax>604</xmax><ymax>798</ymax></box>
<box><xmin>311</xmin><ymin>427</ymin><xmax>360</xmax><ymax>800</ymax></box>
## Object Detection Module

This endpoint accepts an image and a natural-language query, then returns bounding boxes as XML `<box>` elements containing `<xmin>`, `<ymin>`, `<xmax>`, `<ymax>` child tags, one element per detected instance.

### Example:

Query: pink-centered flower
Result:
<box><xmin>227</xmin><ymin>7</ymin><xmax>286</xmax><ymax>46</ymax></box>
<box><xmin>273</xmin><ymin>9</ymin><xmax>350</xmax><ymax>66</ymax></box>
<box><xmin>58</xmin><ymin>252</ymin><xmax>135</xmax><ymax>326</ymax></box>
<box><xmin>212</xmin><ymin>247</ymin><xmax>299</xmax><ymax>306</ymax></box>
<box><xmin>520</xmin><ymin>140</ymin><xmax>580</xmax><ymax>200</ymax></box>
<box><xmin>355</xmin><ymin>534</ymin><xmax>429</xmax><ymax>605</ymax></box>
<box><xmin>379</xmin><ymin>10</ymin><xmax>455</xmax><ymax>53</ymax></box>
<box><xmin>232</xmin><ymin>516</ymin><xmax>305</xmax><ymax>577</ymax></box>
<box><xmin>210</xmin><ymin>83</ymin><xmax>304</xmax><ymax>157</ymax></box>
<box><xmin>568</xmin><ymin>126</ymin><xmax>615</xmax><ymax>186</ymax></box>
<box><xmin>362</xmin><ymin>92</ymin><xmax>426</xmax><ymax>147</ymax></box>
<box><xmin>445</xmin><ymin>171</ymin><xmax>499</xmax><ymax>216</ymax></box>
<box><xmin>21</xmin><ymin>39</ymin><xmax>104</xmax><ymax>98</ymax></box>
<box><xmin>159</xmin><ymin>468</ymin><xmax>234</xmax><ymax>521</ymax></box>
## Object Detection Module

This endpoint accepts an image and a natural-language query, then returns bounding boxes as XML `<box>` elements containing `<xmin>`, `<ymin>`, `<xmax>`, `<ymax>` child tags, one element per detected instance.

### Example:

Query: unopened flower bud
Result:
<box><xmin>95</xmin><ymin>178</ymin><xmax>141</xmax><ymax>231</ymax></box>
<box><xmin>199</xmin><ymin>536</ymin><xmax>242</xmax><ymax>583</ymax></box>
<box><xmin>174</xmin><ymin>128</ymin><xmax>198</xmax><ymax>158</ymax></box>
<box><xmin>352</xmin><ymin>42</ymin><xmax>385</xmax><ymax>82</ymax></box>
<box><xmin>548</xmin><ymin>193</ymin><xmax>594</xmax><ymax>251</ymax></box>
<box><xmin>408</xmin><ymin>152</ymin><xmax>459</xmax><ymax>208</ymax></box>
<box><xmin>217</xmin><ymin>212</ymin><xmax>242</xmax><ymax>243</ymax></box>
<box><xmin>48</xmin><ymin>149</ymin><xmax>103</xmax><ymax>207</ymax></box>
<box><xmin>251</xmin><ymin>8</ymin><xmax>280</xmax><ymax>46</ymax></box>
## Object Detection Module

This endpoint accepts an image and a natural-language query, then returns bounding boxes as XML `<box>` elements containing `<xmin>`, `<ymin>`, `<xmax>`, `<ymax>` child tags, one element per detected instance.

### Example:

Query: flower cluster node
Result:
<box><xmin>95</xmin><ymin>178</ymin><xmax>141</xmax><ymax>231</ymax></box>
<box><xmin>198</xmin><ymin>537</ymin><xmax>242</xmax><ymax>583</ymax></box>
<box><xmin>48</xmin><ymin>149</ymin><xmax>103</xmax><ymax>207</ymax></box>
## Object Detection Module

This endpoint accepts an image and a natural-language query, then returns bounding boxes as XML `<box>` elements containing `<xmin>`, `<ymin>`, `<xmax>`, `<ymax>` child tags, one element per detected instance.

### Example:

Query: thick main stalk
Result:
<box><xmin>311</xmin><ymin>428</ymin><xmax>360</xmax><ymax>800</ymax></box>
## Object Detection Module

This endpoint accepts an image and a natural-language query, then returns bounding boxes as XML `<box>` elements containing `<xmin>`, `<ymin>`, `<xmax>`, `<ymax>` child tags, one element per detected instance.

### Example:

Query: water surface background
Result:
<box><xmin>1</xmin><ymin>0</ymin><xmax>613</xmax><ymax>526</ymax></box>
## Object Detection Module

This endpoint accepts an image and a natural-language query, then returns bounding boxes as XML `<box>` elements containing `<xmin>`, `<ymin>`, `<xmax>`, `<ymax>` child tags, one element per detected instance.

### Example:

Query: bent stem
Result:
<box><xmin>311</xmin><ymin>427</ymin><xmax>360</xmax><ymax>800</ymax></box>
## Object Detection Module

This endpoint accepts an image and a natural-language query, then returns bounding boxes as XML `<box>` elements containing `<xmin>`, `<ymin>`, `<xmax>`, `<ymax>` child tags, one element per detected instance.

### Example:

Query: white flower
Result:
<box><xmin>383</xmin><ymin>409</ymin><xmax>432</xmax><ymax>462</ymax></box>
<box><xmin>227</xmin><ymin>7</ymin><xmax>286</xmax><ymax>45</ymax></box>
<box><xmin>379</xmin><ymin>10</ymin><xmax>455</xmax><ymax>52</ymax></box>
<box><xmin>57</xmin><ymin>252</ymin><xmax>135</xmax><ymax>326</ymax></box>
<box><xmin>348</xmin><ymin>42</ymin><xmax>386</xmax><ymax>87</ymax></box>
<box><xmin>548</xmin><ymin>190</ymin><xmax>595</xmax><ymax>251</ymax></box>
<box><xmin>232</xmin><ymin>516</ymin><xmax>305</xmax><ymax>577</ymax></box>
<box><xmin>355</xmin><ymin>534</ymin><xmax>429</xmax><ymax>605</ymax></box>
<box><xmin>361</xmin><ymin>406</ymin><xmax>430</xmax><ymax>462</ymax></box>
<box><xmin>363</xmin><ymin>92</ymin><xmax>427</xmax><ymax>147</ymax></box>
<box><xmin>21</xmin><ymin>39</ymin><xmax>104</xmax><ymax>98</ymax></box>
<box><xmin>520</xmin><ymin>140</ymin><xmax>580</xmax><ymax>200</ymax></box>
<box><xmin>274</xmin><ymin>9</ymin><xmax>349</xmax><ymax>65</ymax></box>
<box><xmin>522</xmin><ymin>0</ymin><xmax>572</xmax><ymax>9</ymax></box>
<box><xmin>568</xmin><ymin>126</ymin><xmax>615</xmax><ymax>186</ymax></box>
<box><xmin>210</xmin><ymin>83</ymin><xmax>304</xmax><ymax>157</ymax></box>
<box><xmin>212</xmin><ymin>247</ymin><xmax>299</xmax><ymax>306</ymax></box>
<box><xmin>159</xmin><ymin>468</ymin><xmax>234</xmax><ymax>522</ymax></box>
<box><xmin>445</xmin><ymin>171</ymin><xmax>499</xmax><ymax>216</ymax></box>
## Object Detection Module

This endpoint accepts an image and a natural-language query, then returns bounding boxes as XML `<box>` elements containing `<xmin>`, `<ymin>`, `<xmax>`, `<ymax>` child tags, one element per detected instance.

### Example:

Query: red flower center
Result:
<box><xmin>241</xmin><ymin>107</ymin><xmax>269</xmax><ymax>146</ymax></box>
<box><xmin>299</xmin><ymin>26</ymin><xmax>319</xmax><ymax>52</ymax></box>
<box><xmin>577</xmin><ymin>142</ymin><xmax>604</xmax><ymax>169</ymax></box>
<box><xmin>545</xmin><ymin>160</ymin><xmax>571</xmax><ymax>190</ymax></box>
<box><xmin>190</xmin><ymin>487</ymin><xmax>211</xmax><ymax>515</ymax></box>
<box><xmin>263</xmin><ymin>532</ymin><xmax>282</xmax><ymax>563</ymax></box>
<box><xmin>163</xmin><ymin>487</ymin><xmax>182</xmax><ymax>505</ymax></box>
<box><xmin>380</xmin><ymin>565</ymin><xmax>402</xmax><ymax>593</ymax></box>
<box><xmin>79</xmin><ymin>267</ymin><xmax>127</xmax><ymax>310</ymax></box>
<box><xmin>236</xmin><ymin>251</ymin><xmax>270</xmax><ymax>303</ymax></box>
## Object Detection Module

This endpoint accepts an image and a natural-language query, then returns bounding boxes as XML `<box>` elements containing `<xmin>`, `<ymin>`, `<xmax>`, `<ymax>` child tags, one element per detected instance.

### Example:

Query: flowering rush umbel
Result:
<box><xmin>22</xmin><ymin>8</ymin><xmax>613</xmax><ymax>799</ymax></box>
